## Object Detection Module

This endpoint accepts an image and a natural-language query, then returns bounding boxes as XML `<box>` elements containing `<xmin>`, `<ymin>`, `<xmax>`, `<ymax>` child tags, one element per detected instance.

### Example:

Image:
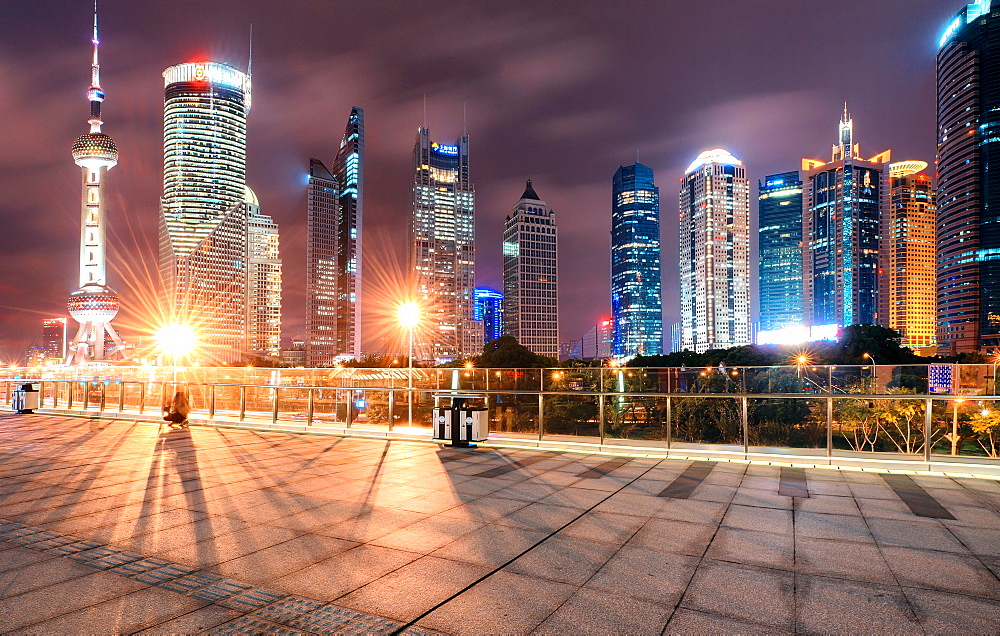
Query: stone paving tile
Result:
<box><xmin>679</xmin><ymin>560</ymin><xmax>795</xmax><ymax>631</ymax></box>
<box><xmin>504</xmin><ymin>534</ymin><xmax>619</xmax><ymax>586</ymax></box>
<box><xmin>730</xmin><ymin>488</ymin><xmax>793</xmax><ymax>510</ymax></box>
<box><xmin>314</xmin><ymin>507</ymin><xmax>428</xmax><ymax>543</ymax></box>
<box><xmin>417</xmin><ymin>570</ymin><xmax>577</xmax><ymax>635</ymax></box>
<box><xmin>665</xmin><ymin>607</ymin><xmax>790</xmax><ymax>634</ymax></box>
<box><xmin>154</xmin><ymin>523</ymin><xmax>304</xmax><ymax>566</ymax></box>
<box><xmin>492</xmin><ymin>501</ymin><xmax>584</xmax><ymax>534</ymax></box>
<box><xmin>794</xmin><ymin>492</ymin><xmax>862</xmax><ymax>516</ymax></box>
<box><xmin>336</xmin><ymin>555</ymin><xmax>492</xmax><ymax>622</ymax></box>
<box><xmin>558</xmin><ymin>510</ymin><xmax>648</xmax><ymax>546</ymax></box>
<box><xmin>706</xmin><ymin>526</ymin><xmax>795</xmax><ymax>570</ymax></box>
<box><xmin>795</xmin><ymin>574</ymin><xmax>921</xmax><ymax>635</ymax></box>
<box><xmin>945</xmin><ymin>523</ymin><xmax>1000</xmax><ymax>557</ymax></box>
<box><xmin>0</xmin><ymin>567</ymin><xmax>150</xmax><ymax>631</ymax></box>
<box><xmin>795</xmin><ymin>535</ymin><xmax>895</xmax><ymax>585</ymax></box>
<box><xmin>625</xmin><ymin>517</ymin><xmax>717</xmax><ymax>557</ymax></box>
<box><xmin>904</xmin><ymin>586</ymin><xmax>1000</xmax><ymax>634</ymax></box>
<box><xmin>794</xmin><ymin>511</ymin><xmax>875</xmax><ymax>543</ymax></box>
<box><xmin>369</xmin><ymin>515</ymin><xmax>485</xmax><ymax>554</ymax></box>
<box><xmin>534</xmin><ymin>587</ymin><xmax>674</xmax><ymax>635</ymax></box>
<box><xmin>866</xmin><ymin>516</ymin><xmax>969</xmax><ymax>554</ymax></box>
<box><xmin>273</xmin><ymin>544</ymin><xmax>420</xmax><ymax>601</ymax></box>
<box><xmin>584</xmin><ymin>544</ymin><xmax>698</xmax><ymax>605</ymax></box>
<box><xmin>881</xmin><ymin>545</ymin><xmax>1000</xmax><ymax>600</ymax></box>
<box><xmin>652</xmin><ymin>497</ymin><xmax>729</xmax><ymax>524</ymax></box>
<box><xmin>11</xmin><ymin>584</ymin><xmax>210</xmax><ymax>634</ymax></box>
<box><xmin>721</xmin><ymin>503</ymin><xmax>793</xmax><ymax>534</ymax></box>
<box><xmin>430</xmin><ymin>523</ymin><xmax>550</xmax><ymax>568</ymax></box>
<box><xmin>212</xmin><ymin>533</ymin><xmax>361</xmax><ymax>585</ymax></box>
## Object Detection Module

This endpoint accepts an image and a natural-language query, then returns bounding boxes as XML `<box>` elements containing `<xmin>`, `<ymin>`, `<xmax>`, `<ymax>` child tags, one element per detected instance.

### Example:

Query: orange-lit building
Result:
<box><xmin>884</xmin><ymin>161</ymin><xmax>937</xmax><ymax>352</ymax></box>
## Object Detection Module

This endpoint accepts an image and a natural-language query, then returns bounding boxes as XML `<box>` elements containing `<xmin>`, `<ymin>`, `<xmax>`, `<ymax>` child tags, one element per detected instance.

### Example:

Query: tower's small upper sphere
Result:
<box><xmin>67</xmin><ymin>284</ymin><xmax>120</xmax><ymax>323</ymax></box>
<box><xmin>72</xmin><ymin>133</ymin><xmax>118</xmax><ymax>168</ymax></box>
<box><xmin>685</xmin><ymin>149</ymin><xmax>742</xmax><ymax>175</ymax></box>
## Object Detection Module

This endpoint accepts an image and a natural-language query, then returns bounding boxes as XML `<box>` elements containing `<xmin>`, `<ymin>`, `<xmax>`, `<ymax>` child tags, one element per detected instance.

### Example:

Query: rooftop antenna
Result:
<box><xmin>463</xmin><ymin>102</ymin><xmax>467</xmax><ymax>137</ymax></box>
<box><xmin>248</xmin><ymin>23</ymin><xmax>253</xmax><ymax>77</ymax></box>
<box><xmin>423</xmin><ymin>94</ymin><xmax>427</xmax><ymax>130</ymax></box>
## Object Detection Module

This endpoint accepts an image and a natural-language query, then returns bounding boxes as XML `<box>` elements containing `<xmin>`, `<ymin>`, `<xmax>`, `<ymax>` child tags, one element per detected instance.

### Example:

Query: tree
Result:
<box><xmin>477</xmin><ymin>336</ymin><xmax>556</xmax><ymax>368</ymax></box>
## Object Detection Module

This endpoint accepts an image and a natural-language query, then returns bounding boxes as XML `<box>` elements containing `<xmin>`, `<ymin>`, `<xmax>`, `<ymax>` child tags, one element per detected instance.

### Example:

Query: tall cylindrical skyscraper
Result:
<box><xmin>66</xmin><ymin>5</ymin><xmax>126</xmax><ymax>364</ymax></box>
<box><xmin>611</xmin><ymin>163</ymin><xmax>662</xmax><ymax>358</ymax></box>
<box><xmin>158</xmin><ymin>62</ymin><xmax>264</xmax><ymax>364</ymax></box>
<box><xmin>678</xmin><ymin>149</ymin><xmax>750</xmax><ymax>353</ymax></box>
<box><xmin>937</xmin><ymin>0</ymin><xmax>999</xmax><ymax>354</ymax></box>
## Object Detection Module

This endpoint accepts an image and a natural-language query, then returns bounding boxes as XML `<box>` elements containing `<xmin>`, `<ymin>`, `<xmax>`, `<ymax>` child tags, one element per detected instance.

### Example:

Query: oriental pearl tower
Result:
<box><xmin>65</xmin><ymin>3</ymin><xmax>125</xmax><ymax>364</ymax></box>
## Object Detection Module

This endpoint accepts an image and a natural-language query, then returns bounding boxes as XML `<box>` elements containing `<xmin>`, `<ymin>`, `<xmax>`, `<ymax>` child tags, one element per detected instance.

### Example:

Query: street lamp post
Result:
<box><xmin>397</xmin><ymin>302</ymin><xmax>420</xmax><ymax>426</ymax></box>
<box><xmin>863</xmin><ymin>352</ymin><xmax>877</xmax><ymax>391</ymax></box>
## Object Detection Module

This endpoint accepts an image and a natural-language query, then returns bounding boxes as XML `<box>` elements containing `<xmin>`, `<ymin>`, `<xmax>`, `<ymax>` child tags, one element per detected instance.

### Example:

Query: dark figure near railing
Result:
<box><xmin>162</xmin><ymin>391</ymin><xmax>190</xmax><ymax>429</ymax></box>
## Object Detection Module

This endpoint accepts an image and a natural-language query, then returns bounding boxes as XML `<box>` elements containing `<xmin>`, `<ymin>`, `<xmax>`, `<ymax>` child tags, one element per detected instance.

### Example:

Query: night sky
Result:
<box><xmin>0</xmin><ymin>0</ymin><xmax>959</xmax><ymax>361</ymax></box>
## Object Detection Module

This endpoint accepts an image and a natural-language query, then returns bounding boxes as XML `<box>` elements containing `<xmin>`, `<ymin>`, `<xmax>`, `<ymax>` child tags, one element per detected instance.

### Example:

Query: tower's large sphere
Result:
<box><xmin>72</xmin><ymin>133</ymin><xmax>118</xmax><ymax>168</ymax></box>
<box><xmin>68</xmin><ymin>284</ymin><xmax>120</xmax><ymax>323</ymax></box>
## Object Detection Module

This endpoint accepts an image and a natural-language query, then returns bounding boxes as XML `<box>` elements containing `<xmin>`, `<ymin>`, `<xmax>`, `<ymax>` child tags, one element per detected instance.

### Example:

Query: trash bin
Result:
<box><xmin>12</xmin><ymin>383</ymin><xmax>39</xmax><ymax>414</ymax></box>
<box><xmin>432</xmin><ymin>394</ymin><xmax>489</xmax><ymax>447</ymax></box>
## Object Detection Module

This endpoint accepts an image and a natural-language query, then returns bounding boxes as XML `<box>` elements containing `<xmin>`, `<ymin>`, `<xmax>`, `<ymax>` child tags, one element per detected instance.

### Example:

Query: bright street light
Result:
<box><xmin>397</xmin><ymin>302</ymin><xmax>421</xmax><ymax>426</ymax></box>
<box><xmin>154</xmin><ymin>323</ymin><xmax>196</xmax><ymax>362</ymax></box>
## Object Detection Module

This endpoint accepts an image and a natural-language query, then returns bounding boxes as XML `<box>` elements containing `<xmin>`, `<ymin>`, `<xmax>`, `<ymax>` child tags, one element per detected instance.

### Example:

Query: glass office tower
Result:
<box><xmin>329</xmin><ymin>107</ymin><xmax>364</xmax><ymax>360</ymax></box>
<box><xmin>937</xmin><ymin>0</ymin><xmax>1000</xmax><ymax>353</ymax></box>
<box><xmin>473</xmin><ymin>287</ymin><xmax>504</xmax><ymax>343</ymax></box>
<box><xmin>678</xmin><ymin>149</ymin><xmax>751</xmax><ymax>353</ymax></box>
<box><xmin>306</xmin><ymin>159</ymin><xmax>340</xmax><ymax>367</ymax></box>
<box><xmin>758</xmin><ymin>172</ymin><xmax>804</xmax><ymax>331</ymax></box>
<box><xmin>611</xmin><ymin>163</ymin><xmax>662</xmax><ymax>357</ymax></box>
<box><xmin>410</xmin><ymin>127</ymin><xmax>475</xmax><ymax>362</ymax></box>
<box><xmin>802</xmin><ymin>107</ymin><xmax>889</xmax><ymax>329</ymax></box>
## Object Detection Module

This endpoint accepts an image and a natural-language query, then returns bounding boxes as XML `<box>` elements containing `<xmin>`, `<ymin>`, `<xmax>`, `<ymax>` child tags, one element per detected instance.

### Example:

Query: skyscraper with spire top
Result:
<box><xmin>65</xmin><ymin>3</ymin><xmax>126</xmax><ymax>364</ymax></box>
<box><xmin>802</xmin><ymin>106</ymin><xmax>890</xmax><ymax>328</ymax></box>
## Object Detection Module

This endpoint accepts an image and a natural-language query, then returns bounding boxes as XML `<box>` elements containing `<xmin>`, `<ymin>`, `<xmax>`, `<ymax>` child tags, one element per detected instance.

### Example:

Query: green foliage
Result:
<box><xmin>969</xmin><ymin>406</ymin><xmax>1000</xmax><ymax>457</ymax></box>
<box><xmin>477</xmin><ymin>336</ymin><xmax>556</xmax><ymax>368</ymax></box>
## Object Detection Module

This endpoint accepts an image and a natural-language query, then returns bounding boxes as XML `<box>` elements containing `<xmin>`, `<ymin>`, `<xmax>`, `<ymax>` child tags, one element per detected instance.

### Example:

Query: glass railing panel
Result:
<box><xmin>540</xmin><ymin>392</ymin><xmax>600</xmax><ymax>441</ymax></box>
<box><xmin>242</xmin><ymin>385</ymin><xmax>276</xmax><ymax>425</ymax></box>
<box><xmin>602</xmin><ymin>394</ymin><xmax>669</xmax><ymax>442</ymax></box>
<box><xmin>747</xmin><ymin>397</ymin><xmax>826</xmax><ymax>449</ymax></box>
<box><xmin>832</xmin><ymin>395</ymin><xmax>928</xmax><ymax>456</ymax></box>
<box><xmin>275</xmin><ymin>387</ymin><xmax>309</xmax><ymax>425</ymax></box>
<box><xmin>670</xmin><ymin>395</ymin><xmax>743</xmax><ymax>446</ymax></box>
<box><xmin>489</xmin><ymin>392</ymin><xmax>538</xmax><ymax>437</ymax></box>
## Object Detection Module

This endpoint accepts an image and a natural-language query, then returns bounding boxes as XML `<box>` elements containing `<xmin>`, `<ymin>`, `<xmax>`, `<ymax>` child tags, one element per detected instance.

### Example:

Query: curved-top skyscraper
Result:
<box><xmin>611</xmin><ymin>162</ymin><xmax>662</xmax><ymax>358</ymax></box>
<box><xmin>66</xmin><ymin>4</ymin><xmax>126</xmax><ymax>364</ymax></box>
<box><xmin>158</xmin><ymin>61</ymin><xmax>275</xmax><ymax>364</ymax></box>
<box><xmin>936</xmin><ymin>0</ymin><xmax>999</xmax><ymax>354</ymax></box>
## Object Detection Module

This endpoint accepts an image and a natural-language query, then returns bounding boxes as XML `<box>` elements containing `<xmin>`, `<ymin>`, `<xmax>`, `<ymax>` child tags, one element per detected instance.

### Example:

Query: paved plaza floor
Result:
<box><xmin>1</xmin><ymin>413</ymin><xmax>1000</xmax><ymax>634</ymax></box>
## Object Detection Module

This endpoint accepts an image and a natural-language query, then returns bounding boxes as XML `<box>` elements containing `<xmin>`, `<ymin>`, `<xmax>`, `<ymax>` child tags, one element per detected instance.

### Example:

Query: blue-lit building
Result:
<box><xmin>611</xmin><ymin>163</ymin><xmax>662</xmax><ymax>357</ymax></box>
<box><xmin>473</xmin><ymin>287</ymin><xmax>504</xmax><ymax>343</ymax></box>
<box><xmin>802</xmin><ymin>108</ymin><xmax>889</xmax><ymax>328</ymax></box>
<box><xmin>936</xmin><ymin>0</ymin><xmax>1000</xmax><ymax>354</ymax></box>
<box><xmin>758</xmin><ymin>171</ymin><xmax>804</xmax><ymax>332</ymax></box>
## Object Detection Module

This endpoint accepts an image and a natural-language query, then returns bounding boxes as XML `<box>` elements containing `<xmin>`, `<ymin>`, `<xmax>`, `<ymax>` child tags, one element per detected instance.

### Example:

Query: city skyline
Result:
<box><xmin>0</xmin><ymin>1</ymin><xmax>953</xmax><ymax>359</ymax></box>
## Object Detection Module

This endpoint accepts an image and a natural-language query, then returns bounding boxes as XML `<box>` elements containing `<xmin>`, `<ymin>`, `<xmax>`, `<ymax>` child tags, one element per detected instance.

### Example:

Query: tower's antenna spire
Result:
<box><xmin>248</xmin><ymin>23</ymin><xmax>253</xmax><ymax>77</ymax></box>
<box><xmin>463</xmin><ymin>102</ymin><xmax>467</xmax><ymax>137</ymax></box>
<box><xmin>423</xmin><ymin>94</ymin><xmax>427</xmax><ymax>130</ymax></box>
<box><xmin>842</xmin><ymin>100</ymin><xmax>849</xmax><ymax>123</ymax></box>
<box><xmin>87</xmin><ymin>0</ymin><xmax>104</xmax><ymax>133</ymax></box>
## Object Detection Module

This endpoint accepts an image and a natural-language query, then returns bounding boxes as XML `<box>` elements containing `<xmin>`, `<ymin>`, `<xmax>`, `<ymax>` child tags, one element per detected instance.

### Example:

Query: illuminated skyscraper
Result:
<box><xmin>937</xmin><ymin>0</ymin><xmax>1000</xmax><ymax>353</ymax></box>
<box><xmin>503</xmin><ymin>180</ymin><xmax>559</xmax><ymax>357</ymax></box>
<box><xmin>758</xmin><ymin>172</ymin><xmax>804</xmax><ymax>331</ymax></box>
<box><xmin>306</xmin><ymin>159</ymin><xmax>339</xmax><ymax>366</ymax></box>
<box><xmin>410</xmin><ymin>127</ymin><xmax>475</xmax><ymax>362</ymax></box>
<box><xmin>65</xmin><ymin>6</ymin><xmax>126</xmax><ymax>364</ymax></box>
<box><xmin>246</xmin><ymin>189</ymin><xmax>282</xmax><ymax>358</ymax></box>
<box><xmin>611</xmin><ymin>163</ymin><xmax>662</xmax><ymax>357</ymax></box>
<box><xmin>42</xmin><ymin>318</ymin><xmax>67</xmax><ymax>362</ymax></box>
<box><xmin>329</xmin><ymin>108</ymin><xmax>364</xmax><ymax>360</ymax></box>
<box><xmin>678</xmin><ymin>149</ymin><xmax>750</xmax><ymax>353</ymax></box>
<box><xmin>886</xmin><ymin>161</ymin><xmax>937</xmax><ymax>351</ymax></box>
<box><xmin>802</xmin><ymin>107</ymin><xmax>890</xmax><ymax>328</ymax></box>
<box><xmin>159</xmin><ymin>61</ymin><xmax>280</xmax><ymax>363</ymax></box>
<box><xmin>473</xmin><ymin>287</ymin><xmax>504</xmax><ymax>343</ymax></box>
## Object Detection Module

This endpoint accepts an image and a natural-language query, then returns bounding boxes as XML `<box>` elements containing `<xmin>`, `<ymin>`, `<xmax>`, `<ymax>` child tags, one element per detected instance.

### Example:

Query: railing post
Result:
<box><xmin>826</xmin><ymin>397</ymin><xmax>833</xmax><ymax>461</ymax></box>
<box><xmin>346</xmin><ymin>390</ymin><xmax>354</xmax><ymax>428</ymax></box>
<box><xmin>138</xmin><ymin>382</ymin><xmax>145</xmax><ymax>415</ymax></box>
<box><xmin>665</xmin><ymin>395</ymin><xmax>672</xmax><ymax>451</ymax></box>
<box><xmin>741</xmin><ymin>396</ymin><xmax>749</xmax><ymax>458</ymax></box>
<box><xmin>67</xmin><ymin>381</ymin><xmax>74</xmax><ymax>410</ymax></box>
<box><xmin>598</xmin><ymin>393</ymin><xmax>605</xmax><ymax>444</ymax></box>
<box><xmin>118</xmin><ymin>382</ymin><xmax>125</xmax><ymax>413</ymax></box>
<box><xmin>99</xmin><ymin>382</ymin><xmax>106</xmax><ymax>412</ymax></box>
<box><xmin>388</xmin><ymin>390</ymin><xmax>395</xmax><ymax>431</ymax></box>
<box><xmin>924</xmin><ymin>397</ymin><xmax>933</xmax><ymax>465</ymax></box>
<box><xmin>271</xmin><ymin>387</ymin><xmax>279</xmax><ymax>425</ymax></box>
<box><xmin>83</xmin><ymin>382</ymin><xmax>90</xmax><ymax>411</ymax></box>
<box><xmin>538</xmin><ymin>392</ymin><xmax>544</xmax><ymax>442</ymax></box>
<box><xmin>307</xmin><ymin>388</ymin><xmax>314</xmax><ymax>427</ymax></box>
<box><xmin>208</xmin><ymin>384</ymin><xmax>215</xmax><ymax>419</ymax></box>
<box><xmin>239</xmin><ymin>386</ymin><xmax>246</xmax><ymax>422</ymax></box>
